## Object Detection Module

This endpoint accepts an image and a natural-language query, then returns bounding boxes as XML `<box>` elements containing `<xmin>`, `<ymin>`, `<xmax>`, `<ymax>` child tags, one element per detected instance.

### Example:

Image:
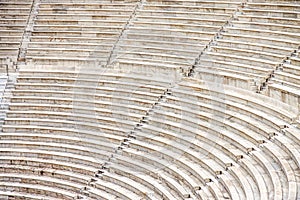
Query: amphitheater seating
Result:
<box><xmin>265</xmin><ymin>51</ymin><xmax>300</xmax><ymax>112</ymax></box>
<box><xmin>80</xmin><ymin>78</ymin><xmax>299</xmax><ymax>199</ymax></box>
<box><xmin>0</xmin><ymin>75</ymin><xmax>7</xmax><ymax>96</ymax></box>
<box><xmin>5</xmin><ymin>68</ymin><xmax>171</xmax><ymax>137</ymax></box>
<box><xmin>0</xmin><ymin>0</ymin><xmax>300</xmax><ymax>199</ymax></box>
<box><xmin>0</xmin><ymin>75</ymin><xmax>8</xmax><ymax>126</ymax></box>
<box><xmin>2</xmin><ymin>73</ymin><xmax>292</xmax><ymax>199</ymax></box>
<box><xmin>125</xmin><ymin>78</ymin><xmax>299</xmax><ymax>199</ymax></box>
<box><xmin>0</xmin><ymin>68</ymin><xmax>177</xmax><ymax>199</ymax></box>
<box><xmin>195</xmin><ymin>0</ymin><xmax>300</xmax><ymax>91</ymax></box>
<box><xmin>115</xmin><ymin>0</ymin><xmax>244</xmax><ymax>76</ymax></box>
<box><xmin>0</xmin><ymin>1</ymin><xmax>32</xmax><ymax>66</ymax></box>
<box><xmin>27</xmin><ymin>0</ymin><xmax>139</xmax><ymax>68</ymax></box>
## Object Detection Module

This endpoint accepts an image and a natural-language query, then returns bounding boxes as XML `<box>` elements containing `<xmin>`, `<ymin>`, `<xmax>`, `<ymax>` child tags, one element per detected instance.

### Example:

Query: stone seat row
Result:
<box><xmin>25</xmin><ymin>56</ymin><xmax>186</xmax><ymax>78</ymax></box>
<box><xmin>33</xmin><ymin>21</ymin><xmax>224</xmax><ymax>32</ymax></box>
<box><xmin>39</xmin><ymin>4</ymin><xmax>137</xmax><ymax>11</ymax></box>
<box><xmin>26</xmin><ymin>24</ymin><xmax>300</xmax><ymax>43</ymax></box>
<box><xmin>38</xmin><ymin>8</ymin><xmax>136</xmax><ymax>15</ymax></box>
<box><xmin>221</xmin><ymin>32</ymin><xmax>299</xmax><ymax>49</ymax></box>
<box><xmin>126</xmin><ymin>10</ymin><xmax>232</xmax><ymax>19</ymax></box>
<box><xmin>17</xmin><ymin>69</ymin><xmax>171</xmax><ymax>86</ymax></box>
<box><xmin>242</xmin><ymin>8</ymin><xmax>300</xmax><ymax>18</ymax></box>
<box><xmin>35</xmin><ymin>11</ymin><xmax>133</xmax><ymax>21</ymax></box>
<box><xmin>29</xmin><ymin>28</ymin><xmax>214</xmax><ymax>40</ymax></box>
<box><xmin>232</xmin><ymin>20</ymin><xmax>300</xmax><ymax>33</ymax></box>
<box><xmin>237</xmin><ymin>14</ymin><xmax>300</xmax><ymax>25</ymax></box>
<box><xmin>39</xmin><ymin>1</ymin><xmax>241</xmax><ymax>8</ymax></box>
<box><xmin>226</xmin><ymin>26</ymin><xmax>300</xmax><ymax>42</ymax></box>
<box><xmin>0</xmin><ymin>2</ymin><xmax>32</xmax><ymax>9</ymax></box>
<box><xmin>0</xmin><ymin>8</ymin><xmax>31</xmax><ymax>15</ymax></box>
<box><xmin>27</xmin><ymin>45</ymin><xmax>196</xmax><ymax>60</ymax></box>
<box><xmin>38</xmin><ymin>6</ymin><xmax>234</xmax><ymax>14</ymax></box>
<box><xmin>246</xmin><ymin>2</ymin><xmax>300</xmax><ymax>10</ymax></box>
<box><xmin>27</xmin><ymin>33</ymin><xmax>207</xmax><ymax>52</ymax></box>
<box><xmin>33</xmin><ymin>13</ymin><xmax>242</xmax><ymax>23</ymax></box>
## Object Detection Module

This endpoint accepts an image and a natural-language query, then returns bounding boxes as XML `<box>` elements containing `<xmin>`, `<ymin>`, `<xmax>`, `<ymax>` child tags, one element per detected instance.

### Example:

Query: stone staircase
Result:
<box><xmin>0</xmin><ymin>75</ymin><xmax>16</xmax><ymax>130</ymax></box>
<box><xmin>17</xmin><ymin>0</ymin><xmax>40</xmax><ymax>68</ymax></box>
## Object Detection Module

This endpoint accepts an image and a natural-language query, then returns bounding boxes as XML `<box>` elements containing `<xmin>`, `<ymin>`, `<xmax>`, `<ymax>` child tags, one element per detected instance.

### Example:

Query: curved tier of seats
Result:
<box><xmin>265</xmin><ymin>50</ymin><xmax>300</xmax><ymax>112</ymax></box>
<box><xmin>0</xmin><ymin>0</ymin><xmax>32</xmax><ymax>67</ymax></box>
<box><xmin>195</xmin><ymin>0</ymin><xmax>300</xmax><ymax>92</ymax></box>
<box><xmin>27</xmin><ymin>0</ymin><xmax>139</xmax><ymax>68</ymax></box>
<box><xmin>114</xmin><ymin>0</ymin><xmax>244</xmax><ymax>76</ymax></box>
<box><xmin>107</xmin><ymin>78</ymin><xmax>299</xmax><ymax>199</ymax></box>
<box><xmin>0</xmin><ymin>69</ymin><xmax>173</xmax><ymax>199</ymax></box>
<box><xmin>0</xmin><ymin>0</ymin><xmax>300</xmax><ymax>199</ymax></box>
<box><xmin>1</xmin><ymin>68</ymin><xmax>299</xmax><ymax>199</ymax></box>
